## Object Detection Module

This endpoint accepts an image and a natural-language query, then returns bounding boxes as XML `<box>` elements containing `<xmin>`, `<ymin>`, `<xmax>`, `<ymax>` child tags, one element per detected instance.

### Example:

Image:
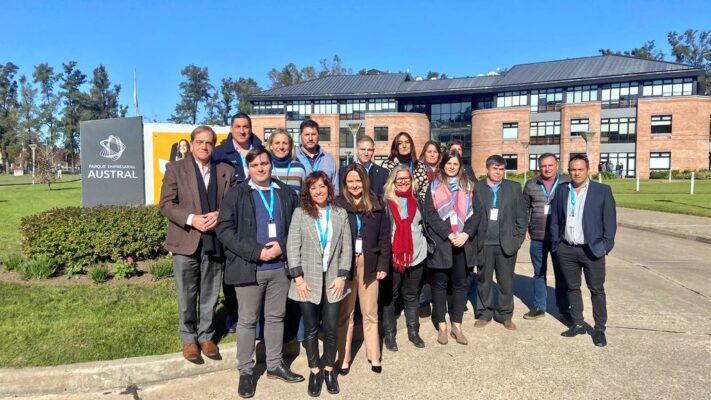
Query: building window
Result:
<box><xmin>313</xmin><ymin>100</ymin><xmax>337</xmax><ymax>115</ymax></box>
<box><xmin>601</xmin><ymin>117</ymin><xmax>636</xmax><ymax>143</ymax></box>
<box><xmin>253</xmin><ymin>101</ymin><xmax>285</xmax><ymax>115</ymax></box>
<box><xmin>339</xmin><ymin>99</ymin><xmax>367</xmax><ymax>120</ymax></box>
<box><xmin>368</xmin><ymin>98</ymin><xmax>396</xmax><ymax>113</ymax></box>
<box><xmin>601</xmin><ymin>152</ymin><xmax>636</xmax><ymax>177</ymax></box>
<box><xmin>529</xmin><ymin>153</ymin><xmax>560</xmax><ymax>171</ymax></box>
<box><xmin>374</xmin><ymin>127</ymin><xmax>389</xmax><ymax>142</ymax></box>
<box><xmin>570</xmin><ymin>119</ymin><xmax>589</xmax><ymax>137</ymax></box>
<box><xmin>502</xmin><ymin>154</ymin><xmax>518</xmax><ymax>170</ymax></box>
<box><xmin>374</xmin><ymin>155</ymin><xmax>388</xmax><ymax>165</ymax></box>
<box><xmin>496</xmin><ymin>91</ymin><xmax>528</xmax><ymax>108</ymax></box>
<box><xmin>474</xmin><ymin>96</ymin><xmax>494</xmax><ymax>110</ymax></box>
<box><xmin>530</xmin><ymin>88</ymin><xmax>563</xmax><ymax>112</ymax></box>
<box><xmin>287</xmin><ymin>128</ymin><xmax>302</xmax><ymax>146</ymax></box>
<box><xmin>502</xmin><ymin>122</ymin><xmax>518</xmax><ymax>140</ymax></box>
<box><xmin>601</xmin><ymin>82</ymin><xmax>638</xmax><ymax>108</ymax></box>
<box><xmin>431</xmin><ymin>101</ymin><xmax>473</xmax><ymax>161</ymax></box>
<box><xmin>263</xmin><ymin>128</ymin><xmax>277</xmax><ymax>140</ymax></box>
<box><xmin>340</xmin><ymin>127</ymin><xmax>365</xmax><ymax>148</ymax></box>
<box><xmin>286</xmin><ymin>101</ymin><xmax>311</xmax><ymax>120</ymax></box>
<box><xmin>642</xmin><ymin>77</ymin><xmax>693</xmax><ymax>97</ymax></box>
<box><xmin>566</xmin><ymin>85</ymin><xmax>598</xmax><ymax>103</ymax></box>
<box><xmin>651</xmin><ymin>115</ymin><xmax>672</xmax><ymax>134</ymax></box>
<box><xmin>319</xmin><ymin>127</ymin><xmax>331</xmax><ymax>142</ymax></box>
<box><xmin>650</xmin><ymin>152</ymin><xmax>671</xmax><ymax>170</ymax></box>
<box><xmin>529</xmin><ymin>121</ymin><xmax>561</xmax><ymax>145</ymax></box>
<box><xmin>401</xmin><ymin>101</ymin><xmax>427</xmax><ymax>113</ymax></box>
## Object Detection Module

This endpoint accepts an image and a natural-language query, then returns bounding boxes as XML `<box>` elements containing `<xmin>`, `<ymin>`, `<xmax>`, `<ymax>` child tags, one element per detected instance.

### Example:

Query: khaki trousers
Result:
<box><xmin>337</xmin><ymin>254</ymin><xmax>381</xmax><ymax>364</ymax></box>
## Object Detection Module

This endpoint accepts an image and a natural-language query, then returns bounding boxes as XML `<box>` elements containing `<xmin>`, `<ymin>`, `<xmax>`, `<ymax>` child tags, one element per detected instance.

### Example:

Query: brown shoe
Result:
<box><xmin>200</xmin><ymin>340</ymin><xmax>220</xmax><ymax>359</ymax></box>
<box><xmin>437</xmin><ymin>328</ymin><xmax>448</xmax><ymax>345</ymax></box>
<box><xmin>182</xmin><ymin>343</ymin><xmax>200</xmax><ymax>362</ymax></box>
<box><xmin>474</xmin><ymin>319</ymin><xmax>490</xmax><ymax>328</ymax></box>
<box><xmin>450</xmin><ymin>327</ymin><xmax>468</xmax><ymax>345</ymax></box>
<box><xmin>503</xmin><ymin>320</ymin><xmax>517</xmax><ymax>331</ymax></box>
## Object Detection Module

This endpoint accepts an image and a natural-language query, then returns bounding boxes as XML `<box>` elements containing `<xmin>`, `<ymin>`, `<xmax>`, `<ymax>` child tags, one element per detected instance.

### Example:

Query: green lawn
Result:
<box><xmin>0</xmin><ymin>173</ymin><xmax>81</xmax><ymax>185</ymax></box>
<box><xmin>606</xmin><ymin>179</ymin><xmax>711</xmax><ymax>217</ymax></box>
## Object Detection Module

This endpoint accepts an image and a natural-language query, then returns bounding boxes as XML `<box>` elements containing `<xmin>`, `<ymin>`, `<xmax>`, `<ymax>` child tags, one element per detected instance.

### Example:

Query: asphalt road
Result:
<box><xmin>20</xmin><ymin>227</ymin><xmax>711</xmax><ymax>400</ymax></box>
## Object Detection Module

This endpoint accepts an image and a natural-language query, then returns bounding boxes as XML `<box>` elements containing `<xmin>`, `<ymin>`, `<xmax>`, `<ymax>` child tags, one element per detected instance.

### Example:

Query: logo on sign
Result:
<box><xmin>99</xmin><ymin>135</ymin><xmax>126</xmax><ymax>161</ymax></box>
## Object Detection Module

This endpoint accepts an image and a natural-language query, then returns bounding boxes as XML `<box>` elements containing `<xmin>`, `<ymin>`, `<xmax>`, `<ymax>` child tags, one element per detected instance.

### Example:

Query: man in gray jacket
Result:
<box><xmin>522</xmin><ymin>153</ymin><xmax>571</xmax><ymax>324</ymax></box>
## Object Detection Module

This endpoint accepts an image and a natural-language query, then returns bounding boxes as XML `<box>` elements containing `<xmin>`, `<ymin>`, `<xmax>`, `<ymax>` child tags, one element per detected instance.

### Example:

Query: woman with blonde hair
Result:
<box><xmin>266</xmin><ymin>128</ymin><xmax>307</xmax><ymax>192</ymax></box>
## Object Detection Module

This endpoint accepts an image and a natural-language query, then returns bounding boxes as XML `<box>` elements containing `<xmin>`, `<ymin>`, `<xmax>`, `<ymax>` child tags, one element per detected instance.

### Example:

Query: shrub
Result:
<box><xmin>21</xmin><ymin>205</ymin><xmax>167</xmax><ymax>267</ymax></box>
<box><xmin>89</xmin><ymin>264</ymin><xmax>109</xmax><ymax>283</ymax></box>
<box><xmin>113</xmin><ymin>258</ymin><xmax>138</xmax><ymax>279</ymax></box>
<box><xmin>3</xmin><ymin>253</ymin><xmax>23</xmax><ymax>272</ymax></box>
<box><xmin>149</xmin><ymin>257</ymin><xmax>173</xmax><ymax>280</ymax></box>
<box><xmin>65</xmin><ymin>264</ymin><xmax>85</xmax><ymax>279</ymax></box>
<box><xmin>593</xmin><ymin>171</ymin><xmax>616</xmax><ymax>180</ymax></box>
<box><xmin>19</xmin><ymin>255</ymin><xmax>59</xmax><ymax>280</ymax></box>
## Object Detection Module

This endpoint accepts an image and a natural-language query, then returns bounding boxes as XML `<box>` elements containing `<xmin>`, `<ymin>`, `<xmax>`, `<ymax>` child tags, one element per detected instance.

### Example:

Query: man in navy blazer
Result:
<box><xmin>338</xmin><ymin>135</ymin><xmax>389</xmax><ymax>195</ymax></box>
<box><xmin>550</xmin><ymin>154</ymin><xmax>617</xmax><ymax>347</ymax></box>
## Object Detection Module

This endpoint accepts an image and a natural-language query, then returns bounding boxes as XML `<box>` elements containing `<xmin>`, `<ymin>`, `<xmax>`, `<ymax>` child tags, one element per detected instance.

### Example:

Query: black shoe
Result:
<box><xmin>558</xmin><ymin>314</ymin><xmax>574</xmax><ymax>327</ymax></box>
<box><xmin>308</xmin><ymin>371</ymin><xmax>323</xmax><ymax>397</ymax></box>
<box><xmin>237</xmin><ymin>374</ymin><xmax>254</xmax><ymax>398</ymax></box>
<box><xmin>324</xmin><ymin>370</ymin><xmax>339</xmax><ymax>394</ymax></box>
<box><xmin>523</xmin><ymin>308</ymin><xmax>546</xmax><ymax>320</ymax></box>
<box><xmin>267</xmin><ymin>362</ymin><xmax>304</xmax><ymax>383</ymax></box>
<box><xmin>338</xmin><ymin>365</ymin><xmax>350</xmax><ymax>376</ymax></box>
<box><xmin>418</xmin><ymin>304</ymin><xmax>431</xmax><ymax>318</ymax></box>
<box><xmin>561</xmin><ymin>324</ymin><xmax>586</xmax><ymax>337</ymax></box>
<box><xmin>371</xmin><ymin>365</ymin><xmax>382</xmax><ymax>373</ymax></box>
<box><xmin>384</xmin><ymin>332</ymin><xmax>398</xmax><ymax>352</ymax></box>
<box><xmin>592</xmin><ymin>330</ymin><xmax>607</xmax><ymax>347</ymax></box>
<box><xmin>407</xmin><ymin>329</ymin><xmax>425</xmax><ymax>348</ymax></box>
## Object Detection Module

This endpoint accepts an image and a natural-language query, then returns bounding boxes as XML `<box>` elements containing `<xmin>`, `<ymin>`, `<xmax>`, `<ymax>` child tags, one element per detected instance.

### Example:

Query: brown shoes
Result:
<box><xmin>503</xmin><ymin>320</ymin><xmax>517</xmax><ymax>331</ymax></box>
<box><xmin>200</xmin><ymin>340</ymin><xmax>220</xmax><ymax>359</ymax></box>
<box><xmin>450</xmin><ymin>326</ymin><xmax>468</xmax><ymax>345</ymax></box>
<box><xmin>437</xmin><ymin>328</ymin><xmax>448</xmax><ymax>345</ymax></box>
<box><xmin>182</xmin><ymin>343</ymin><xmax>200</xmax><ymax>362</ymax></box>
<box><xmin>474</xmin><ymin>319</ymin><xmax>490</xmax><ymax>328</ymax></box>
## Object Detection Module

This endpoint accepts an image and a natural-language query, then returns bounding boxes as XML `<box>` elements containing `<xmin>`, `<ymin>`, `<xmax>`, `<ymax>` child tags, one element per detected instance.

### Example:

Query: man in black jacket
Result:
<box><xmin>339</xmin><ymin>135</ymin><xmax>389</xmax><ymax>195</ymax></box>
<box><xmin>522</xmin><ymin>153</ymin><xmax>571</xmax><ymax>323</ymax></box>
<box><xmin>216</xmin><ymin>146</ymin><xmax>303</xmax><ymax>398</ymax></box>
<box><xmin>474</xmin><ymin>155</ymin><xmax>528</xmax><ymax>330</ymax></box>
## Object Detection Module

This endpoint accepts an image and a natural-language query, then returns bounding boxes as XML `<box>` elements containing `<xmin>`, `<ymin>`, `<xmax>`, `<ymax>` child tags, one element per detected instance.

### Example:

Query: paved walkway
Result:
<box><xmin>617</xmin><ymin>207</ymin><xmax>711</xmax><ymax>243</ymax></box>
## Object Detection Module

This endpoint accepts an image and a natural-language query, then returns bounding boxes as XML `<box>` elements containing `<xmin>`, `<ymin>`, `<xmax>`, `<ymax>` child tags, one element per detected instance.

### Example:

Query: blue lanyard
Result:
<box><xmin>539</xmin><ymin>174</ymin><xmax>560</xmax><ymax>203</ymax></box>
<box><xmin>355</xmin><ymin>213</ymin><xmax>362</xmax><ymax>237</ymax></box>
<box><xmin>408</xmin><ymin>161</ymin><xmax>413</xmax><ymax>171</ymax></box>
<box><xmin>569</xmin><ymin>183</ymin><xmax>577</xmax><ymax>217</ymax></box>
<box><xmin>399</xmin><ymin>197</ymin><xmax>409</xmax><ymax>219</ymax></box>
<box><xmin>316</xmin><ymin>206</ymin><xmax>331</xmax><ymax>249</ymax></box>
<box><xmin>364</xmin><ymin>162</ymin><xmax>372</xmax><ymax>174</ymax></box>
<box><xmin>489</xmin><ymin>182</ymin><xmax>501</xmax><ymax>208</ymax></box>
<box><xmin>256</xmin><ymin>185</ymin><xmax>275</xmax><ymax>220</ymax></box>
<box><xmin>300</xmin><ymin>148</ymin><xmax>322</xmax><ymax>172</ymax></box>
<box><xmin>285</xmin><ymin>161</ymin><xmax>292</xmax><ymax>178</ymax></box>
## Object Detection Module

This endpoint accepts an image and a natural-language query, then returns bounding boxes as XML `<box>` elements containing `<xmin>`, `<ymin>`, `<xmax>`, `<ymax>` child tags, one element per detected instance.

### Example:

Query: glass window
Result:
<box><xmin>570</xmin><ymin>118</ymin><xmax>589</xmax><ymax>136</ymax></box>
<box><xmin>566</xmin><ymin>85</ymin><xmax>598</xmax><ymax>103</ymax></box>
<box><xmin>339</xmin><ymin>99</ymin><xmax>367</xmax><ymax>119</ymax></box>
<box><xmin>496</xmin><ymin>91</ymin><xmax>528</xmax><ymax>108</ymax></box>
<box><xmin>402</xmin><ymin>101</ymin><xmax>427</xmax><ymax>113</ymax></box>
<box><xmin>601</xmin><ymin>152</ymin><xmax>636</xmax><ymax>177</ymax></box>
<box><xmin>430</xmin><ymin>100</ymin><xmax>473</xmax><ymax>162</ymax></box>
<box><xmin>474</xmin><ymin>96</ymin><xmax>494</xmax><ymax>110</ymax></box>
<box><xmin>368</xmin><ymin>98</ymin><xmax>396</xmax><ymax>113</ymax></box>
<box><xmin>601</xmin><ymin>82</ymin><xmax>639</xmax><ymax>108</ymax></box>
<box><xmin>287</xmin><ymin>128</ymin><xmax>301</xmax><ymax>146</ymax></box>
<box><xmin>642</xmin><ymin>77</ymin><xmax>693</xmax><ymax>97</ymax></box>
<box><xmin>253</xmin><ymin>101</ymin><xmax>285</xmax><ymax>115</ymax></box>
<box><xmin>529</xmin><ymin>121</ymin><xmax>561</xmax><ymax>144</ymax></box>
<box><xmin>502</xmin><ymin>122</ymin><xmax>518</xmax><ymax>140</ymax></box>
<box><xmin>374</xmin><ymin>126</ymin><xmax>389</xmax><ymax>142</ymax></box>
<box><xmin>319</xmin><ymin>127</ymin><xmax>331</xmax><ymax>142</ymax></box>
<box><xmin>339</xmin><ymin>127</ymin><xmax>365</xmax><ymax>148</ymax></box>
<box><xmin>286</xmin><ymin>101</ymin><xmax>311</xmax><ymax>120</ymax></box>
<box><xmin>650</xmin><ymin>152</ymin><xmax>671</xmax><ymax>170</ymax></box>
<box><xmin>601</xmin><ymin>117</ymin><xmax>636</xmax><ymax>143</ymax></box>
<box><xmin>313</xmin><ymin>100</ymin><xmax>337</xmax><ymax>115</ymax></box>
<box><xmin>530</xmin><ymin>88</ymin><xmax>563</xmax><ymax>112</ymax></box>
<box><xmin>263</xmin><ymin>128</ymin><xmax>277</xmax><ymax>140</ymax></box>
<box><xmin>651</xmin><ymin>115</ymin><xmax>672</xmax><ymax>134</ymax></box>
<box><xmin>503</xmin><ymin>154</ymin><xmax>518</xmax><ymax>170</ymax></box>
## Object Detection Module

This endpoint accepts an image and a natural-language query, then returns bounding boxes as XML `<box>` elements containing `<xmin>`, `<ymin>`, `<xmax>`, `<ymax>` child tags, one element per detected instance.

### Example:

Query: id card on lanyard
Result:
<box><xmin>568</xmin><ymin>183</ymin><xmax>577</xmax><ymax>228</ymax></box>
<box><xmin>355</xmin><ymin>214</ymin><xmax>363</xmax><ymax>254</ymax></box>
<box><xmin>489</xmin><ymin>183</ymin><xmax>501</xmax><ymax>221</ymax></box>
<box><xmin>256</xmin><ymin>186</ymin><xmax>277</xmax><ymax>238</ymax></box>
<box><xmin>540</xmin><ymin>174</ymin><xmax>560</xmax><ymax>215</ymax></box>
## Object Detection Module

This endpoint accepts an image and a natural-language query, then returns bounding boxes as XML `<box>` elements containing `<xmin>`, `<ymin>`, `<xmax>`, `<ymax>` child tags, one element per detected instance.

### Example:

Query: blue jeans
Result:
<box><xmin>529</xmin><ymin>239</ymin><xmax>570</xmax><ymax>316</ymax></box>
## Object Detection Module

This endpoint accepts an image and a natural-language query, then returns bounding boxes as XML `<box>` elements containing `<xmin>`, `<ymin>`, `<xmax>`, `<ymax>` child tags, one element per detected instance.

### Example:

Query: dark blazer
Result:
<box><xmin>335</xmin><ymin>194</ymin><xmax>391</xmax><ymax>283</ymax></box>
<box><xmin>549</xmin><ymin>180</ymin><xmax>617</xmax><ymax>259</ymax></box>
<box><xmin>474</xmin><ymin>179</ymin><xmax>528</xmax><ymax>258</ymax></box>
<box><xmin>212</xmin><ymin>134</ymin><xmax>263</xmax><ymax>183</ymax></box>
<box><xmin>424</xmin><ymin>185</ymin><xmax>486</xmax><ymax>269</ymax></box>
<box><xmin>159</xmin><ymin>154</ymin><xmax>235</xmax><ymax>256</ymax></box>
<box><xmin>339</xmin><ymin>162</ymin><xmax>389</xmax><ymax>196</ymax></box>
<box><xmin>216</xmin><ymin>178</ymin><xmax>299</xmax><ymax>286</ymax></box>
<box><xmin>464</xmin><ymin>164</ymin><xmax>478</xmax><ymax>182</ymax></box>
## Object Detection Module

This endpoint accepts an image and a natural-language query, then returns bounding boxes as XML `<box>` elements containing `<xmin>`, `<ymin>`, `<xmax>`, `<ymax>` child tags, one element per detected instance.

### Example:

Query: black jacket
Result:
<box><xmin>424</xmin><ymin>185</ymin><xmax>486</xmax><ymax>269</ymax></box>
<box><xmin>474</xmin><ymin>179</ymin><xmax>528</xmax><ymax>259</ymax></box>
<box><xmin>523</xmin><ymin>174</ymin><xmax>570</xmax><ymax>241</ymax></box>
<box><xmin>216</xmin><ymin>178</ymin><xmax>299</xmax><ymax>285</ymax></box>
<box><xmin>339</xmin><ymin>162</ymin><xmax>389</xmax><ymax>196</ymax></box>
<box><xmin>212</xmin><ymin>134</ymin><xmax>263</xmax><ymax>183</ymax></box>
<box><xmin>335</xmin><ymin>194</ymin><xmax>391</xmax><ymax>283</ymax></box>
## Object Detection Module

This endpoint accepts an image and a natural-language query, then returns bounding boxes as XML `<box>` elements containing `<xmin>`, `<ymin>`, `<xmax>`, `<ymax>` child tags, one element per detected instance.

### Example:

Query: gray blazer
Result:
<box><xmin>287</xmin><ymin>206</ymin><xmax>352</xmax><ymax>304</ymax></box>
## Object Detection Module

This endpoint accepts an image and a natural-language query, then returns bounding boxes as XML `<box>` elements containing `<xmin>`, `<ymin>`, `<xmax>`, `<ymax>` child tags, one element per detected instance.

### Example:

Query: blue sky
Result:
<box><xmin>2</xmin><ymin>0</ymin><xmax>709</xmax><ymax>122</ymax></box>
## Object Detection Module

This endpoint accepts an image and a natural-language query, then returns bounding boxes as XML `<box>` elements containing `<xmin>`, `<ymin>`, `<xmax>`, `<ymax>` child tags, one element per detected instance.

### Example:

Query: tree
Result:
<box><xmin>267</xmin><ymin>63</ymin><xmax>304</xmax><ymax>89</ymax></box>
<box><xmin>32</xmin><ymin>63</ymin><xmax>61</xmax><ymax>148</ymax></box>
<box><xmin>59</xmin><ymin>61</ymin><xmax>87</xmax><ymax>170</ymax></box>
<box><xmin>267</xmin><ymin>55</ymin><xmax>353</xmax><ymax>88</ymax></box>
<box><xmin>668</xmin><ymin>29</ymin><xmax>711</xmax><ymax>94</ymax></box>
<box><xmin>598</xmin><ymin>40</ymin><xmax>665</xmax><ymax>61</ymax></box>
<box><xmin>87</xmin><ymin>65</ymin><xmax>125</xmax><ymax>120</ymax></box>
<box><xmin>169</xmin><ymin>65</ymin><xmax>213</xmax><ymax>124</ymax></box>
<box><xmin>16</xmin><ymin>76</ymin><xmax>39</xmax><ymax>169</ymax></box>
<box><xmin>0</xmin><ymin>62</ymin><xmax>19</xmax><ymax>172</ymax></box>
<box><xmin>234</xmin><ymin>77</ymin><xmax>261</xmax><ymax>114</ymax></box>
<box><xmin>318</xmin><ymin>55</ymin><xmax>353</xmax><ymax>78</ymax></box>
<box><xmin>34</xmin><ymin>146</ymin><xmax>57</xmax><ymax>190</ymax></box>
<box><xmin>426</xmin><ymin>71</ymin><xmax>448</xmax><ymax>80</ymax></box>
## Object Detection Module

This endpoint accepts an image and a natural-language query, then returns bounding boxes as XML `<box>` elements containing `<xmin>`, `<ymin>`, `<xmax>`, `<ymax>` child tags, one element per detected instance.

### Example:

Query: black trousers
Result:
<box><xmin>379</xmin><ymin>262</ymin><xmax>424</xmax><ymax>328</ymax></box>
<box><xmin>300</xmin><ymin>284</ymin><xmax>341</xmax><ymax>369</ymax></box>
<box><xmin>476</xmin><ymin>244</ymin><xmax>517</xmax><ymax>322</ymax></box>
<box><xmin>223</xmin><ymin>280</ymin><xmax>238</xmax><ymax>320</ymax></box>
<box><xmin>556</xmin><ymin>242</ymin><xmax>607</xmax><ymax>331</ymax></box>
<box><xmin>431</xmin><ymin>247</ymin><xmax>469</xmax><ymax>324</ymax></box>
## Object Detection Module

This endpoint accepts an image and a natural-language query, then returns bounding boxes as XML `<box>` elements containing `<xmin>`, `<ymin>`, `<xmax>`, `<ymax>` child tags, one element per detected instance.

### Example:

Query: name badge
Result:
<box><xmin>544</xmin><ymin>205</ymin><xmax>550</xmax><ymax>215</ymax></box>
<box><xmin>355</xmin><ymin>238</ymin><xmax>363</xmax><ymax>254</ymax></box>
<box><xmin>490</xmin><ymin>208</ymin><xmax>499</xmax><ymax>221</ymax></box>
<box><xmin>449</xmin><ymin>213</ymin><xmax>458</xmax><ymax>224</ymax></box>
<box><xmin>567</xmin><ymin>217</ymin><xmax>575</xmax><ymax>229</ymax></box>
<box><xmin>268</xmin><ymin>222</ymin><xmax>277</xmax><ymax>238</ymax></box>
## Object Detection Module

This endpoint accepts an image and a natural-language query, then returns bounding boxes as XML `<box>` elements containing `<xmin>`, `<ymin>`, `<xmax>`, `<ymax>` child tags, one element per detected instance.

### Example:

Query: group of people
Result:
<box><xmin>159</xmin><ymin>112</ymin><xmax>617</xmax><ymax>398</ymax></box>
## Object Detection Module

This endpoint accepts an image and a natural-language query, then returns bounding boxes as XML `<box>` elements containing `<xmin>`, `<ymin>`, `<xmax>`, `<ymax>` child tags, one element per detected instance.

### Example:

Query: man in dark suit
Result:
<box><xmin>159</xmin><ymin>125</ymin><xmax>235</xmax><ymax>361</ymax></box>
<box><xmin>474</xmin><ymin>155</ymin><xmax>528</xmax><ymax>330</ymax></box>
<box><xmin>550</xmin><ymin>154</ymin><xmax>617</xmax><ymax>347</ymax></box>
<box><xmin>339</xmin><ymin>135</ymin><xmax>388</xmax><ymax>195</ymax></box>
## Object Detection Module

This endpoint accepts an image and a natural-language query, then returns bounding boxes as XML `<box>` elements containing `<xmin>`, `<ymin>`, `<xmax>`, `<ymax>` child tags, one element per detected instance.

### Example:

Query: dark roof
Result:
<box><xmin>250</xmin><ymin>55</ymin><xmax>703</xmax><ymax>100</ymax></box>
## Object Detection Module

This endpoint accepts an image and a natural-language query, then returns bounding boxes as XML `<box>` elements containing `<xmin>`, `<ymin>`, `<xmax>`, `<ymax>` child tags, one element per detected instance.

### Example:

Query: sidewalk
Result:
<box><xmin>617</xmin><ymin>207</ymin><xmax>711</xmax><ymax>244</ymax></box>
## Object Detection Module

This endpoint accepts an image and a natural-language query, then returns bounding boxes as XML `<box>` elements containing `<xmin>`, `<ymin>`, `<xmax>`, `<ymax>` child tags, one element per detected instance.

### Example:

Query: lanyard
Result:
<box><xmin>237</xmin><ymin>144</ymin><xmax>251</xmax><ymax>176</ymax></box>
<box><xmin>408</xmin><ymin>161</ymin><xmax>413</xmax><ymax>171</ymax></box>
<box><xmin>316</xmin><ymin>206</ymin><xmax>331</xmax><ymax>249</ymax></box>
<box><xmin>300</xmin><ymin>148</ymin><xmax>322</xmax><ymax>172</ymax></box>
<box><xmin>355</xmin><ymin>213</ymin><xmax>362</xmax><ymax>237</ymax></box>
<box><xmin>539</xmin><ymin>174</ymin><xmax>560</xmax><ymax>203</ymax></box>
<box><xmin>256</xmin><ymin>185</ymin><xmax>275</xmax><ymax>220</ymax></box>
<box><xmin>285</xmin><ymin>161</ymin><xmax>292</xmax><ymax>178</ymax></box>
<box><xmin>364</xmin><ymin>162</ymin><xmax>372</xmax><ymax>174</ymax></box>
<box><xmin>489</xmin><ymin>182</ymin><xmax>501</xmax><ymax>208</ymax></box>
<box><xmin>569</xmin><ymin>183</ymin><xmax>577</xmax><ymax>217</ymax></box>
<box><xmin>399</xmin><ymin>197</ymin><xmax>409</xmax><ymax>219</ymax></box>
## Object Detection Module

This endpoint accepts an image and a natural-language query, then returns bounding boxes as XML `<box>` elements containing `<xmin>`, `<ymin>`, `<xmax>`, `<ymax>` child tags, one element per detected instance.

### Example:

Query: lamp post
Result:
<box><xmin>29</xmin><ymin>143</ymin><xmax>37</xmax><ymax>185</ymax></box>
<box><xmin>347</xmin><ymin>122</ymin><xmax>362</xmax><ymax>163</ymax></box>
<box><xmin>520</xmin><ymin>140</ymin><xmax>529</xmax><ymax>181</ymax></box>
<box><xmin>579</xmin><ymin>131</ymin><xmax>596</xmax><ymax>158</ymax></box>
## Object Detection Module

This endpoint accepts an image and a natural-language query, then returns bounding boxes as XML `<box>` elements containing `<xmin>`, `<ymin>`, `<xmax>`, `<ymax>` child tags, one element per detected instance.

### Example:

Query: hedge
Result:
<box><xmin>649</xmin><ymin>169</ymin><xmax>711</xmax><ymax>180</ymax></box>
<box><xmin>21</xmin><ymin>205</ymin><xmax>167</xmax><ymax>267</ymax></box>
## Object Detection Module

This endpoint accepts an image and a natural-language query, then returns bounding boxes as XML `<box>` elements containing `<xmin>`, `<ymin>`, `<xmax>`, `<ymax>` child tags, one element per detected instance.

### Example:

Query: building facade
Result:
<box><xmin>249</xmin><ymin>55</ymin><xmax>711</xmax><ymax>178</ymax></box>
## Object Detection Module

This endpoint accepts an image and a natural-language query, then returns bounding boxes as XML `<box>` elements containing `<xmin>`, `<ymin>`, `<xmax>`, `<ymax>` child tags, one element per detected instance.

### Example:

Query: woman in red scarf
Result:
<box><xmin>381</xmin><ymin>165</ymin><xmax>429</xmax><ymax>351</ymax></box>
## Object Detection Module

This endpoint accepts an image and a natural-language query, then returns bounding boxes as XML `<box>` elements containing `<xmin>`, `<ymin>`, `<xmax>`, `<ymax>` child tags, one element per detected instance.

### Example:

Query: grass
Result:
<box><xmin>606</xmin><ymin>179</ymin><xmax>711</xmax><ymax>217</ymax></box>
<box><xmin>0</xmin><ymin>280</ymin><xmax>234</xmax><ymax>367</ymax></box>
<box><xmin>0</xmin><ymin>173</ymin><xmax>80</xmax><ymax>185</ymax></box>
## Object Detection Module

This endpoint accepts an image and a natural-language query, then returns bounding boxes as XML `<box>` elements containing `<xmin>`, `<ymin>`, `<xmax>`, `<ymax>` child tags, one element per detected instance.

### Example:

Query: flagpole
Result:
<box><xmin>133</xmin><ymin>70</ymin><xmax>141</xmax><ymax>117</ymax></box>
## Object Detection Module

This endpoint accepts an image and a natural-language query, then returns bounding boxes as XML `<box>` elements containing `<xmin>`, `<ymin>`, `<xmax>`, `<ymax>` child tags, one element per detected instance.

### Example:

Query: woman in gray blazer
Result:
<box><xmin>287</xmin><ymin>171</ymin><xmax>352</xmax><ymax>397</ymax></box>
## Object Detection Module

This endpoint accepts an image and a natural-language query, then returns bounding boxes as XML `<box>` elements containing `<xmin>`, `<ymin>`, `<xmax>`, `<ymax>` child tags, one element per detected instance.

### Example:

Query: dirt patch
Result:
<box><xmin>0</xmin><ymin>260</ymin><xmax>169</xmax><ymax>286</ymax></box>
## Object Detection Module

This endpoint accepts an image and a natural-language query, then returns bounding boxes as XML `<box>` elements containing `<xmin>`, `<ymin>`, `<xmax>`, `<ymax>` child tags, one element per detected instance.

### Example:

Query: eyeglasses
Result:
<box><xmin>395</xmin><ymin>177</ymin><xmax>412</xmax><ymax>183</ymax></box>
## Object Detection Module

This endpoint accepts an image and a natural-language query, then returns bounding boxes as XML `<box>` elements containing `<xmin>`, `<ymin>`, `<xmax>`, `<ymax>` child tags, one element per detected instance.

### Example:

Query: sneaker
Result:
<box><xmin>523</xmin><ymin>308</ymin><xmax>546</xmax><ymax>320</ymax></box>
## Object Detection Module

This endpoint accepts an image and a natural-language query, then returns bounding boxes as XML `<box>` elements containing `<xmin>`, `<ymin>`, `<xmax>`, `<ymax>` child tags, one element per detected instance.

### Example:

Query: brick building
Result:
<box><xmin>249</xmin><ymin>55</ymin><xmax>711</xmax><ymax>178</ymax></box>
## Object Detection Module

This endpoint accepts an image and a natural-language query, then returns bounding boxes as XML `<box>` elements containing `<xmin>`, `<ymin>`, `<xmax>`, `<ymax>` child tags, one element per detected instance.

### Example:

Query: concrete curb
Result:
<box><xmin>618</xmin><ymin>222</ymin><xmax>711</xmax><ymax>245</ymax></box>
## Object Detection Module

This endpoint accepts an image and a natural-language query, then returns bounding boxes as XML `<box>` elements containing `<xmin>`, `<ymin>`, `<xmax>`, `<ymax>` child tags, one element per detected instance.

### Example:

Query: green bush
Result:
<box><xmin>3</xmin><ymin>253</ymin><xmax>23</xmax><ymax>272</ymax></box>
<box><xmin>113</xmin><ymin>259</ymin><xmax>138</xmax><ymax>279</ymax></box>
<box><xmin>89</xmin><ymin>264</ymin><xmax>109</xmax><ymax>283</ymax></box>
<box><xmin>21</xmin><ymin>205</ymin><xmax>167</xmax><ymax>267</ymax></box>
<box><xmin>149</xmin><ymin>257</ymin><xmax>173</xmax><ymax>280</ymax></box>
<box><xmin>64</xmin><ymin>264</ymin><xmax>85</xmax><ymax>279</ymax></box>
<box><xmin>19</xmin><ymin>255</ymin><xmax>59</xmax><ymax>280</ymax></box>
<box><xmin>593</xmin><ymin>171</ymin><xmax>617</xmax><ymax>180</ymax></box>
<box><xmin>649</xmin><ymin>169</ymin><xmax>711</xmax><ymax>180</ymax></box>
